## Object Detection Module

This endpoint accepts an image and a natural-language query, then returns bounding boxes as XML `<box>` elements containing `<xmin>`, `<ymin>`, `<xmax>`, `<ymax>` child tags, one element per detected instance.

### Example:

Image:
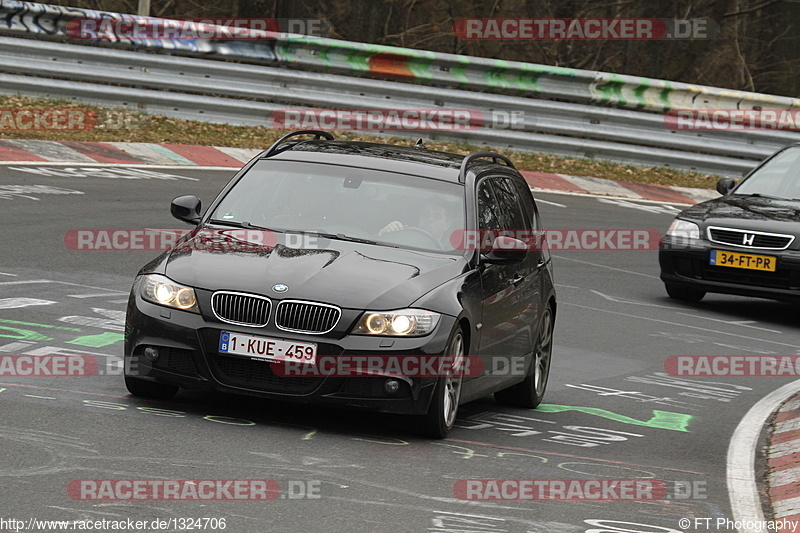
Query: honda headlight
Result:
<box><xmin>666</xmin><ymin>219</ymin><xmax>700</xmax><ymax>243</ymax></box>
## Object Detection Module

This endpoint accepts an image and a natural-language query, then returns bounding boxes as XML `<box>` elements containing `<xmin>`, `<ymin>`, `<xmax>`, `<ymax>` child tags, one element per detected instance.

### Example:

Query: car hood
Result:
<box><xmin>680</xmin><ymin>196</ymin><xmax>800</xmax><ymax>236</ymax></box>
<box><xmin>160</xmin><ymin>229</ymin><xmax>468</xmax><ymax>310</ymax></box>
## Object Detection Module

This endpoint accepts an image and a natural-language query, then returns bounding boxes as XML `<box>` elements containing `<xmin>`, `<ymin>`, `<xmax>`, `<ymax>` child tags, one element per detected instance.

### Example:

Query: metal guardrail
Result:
<box><xmin>3</xmin><ymin>0</ymin><xmax>800</xmax><ymax>114</ymax></box>
<box><xmin>0</xmin><ymin>3</ymin><xmax>799</xmax><ymax>175</ymax></box>
<box><xmin>1</xmin><ymin>36</ymin><xmax>798</xmax><ymax>176</ymax></box>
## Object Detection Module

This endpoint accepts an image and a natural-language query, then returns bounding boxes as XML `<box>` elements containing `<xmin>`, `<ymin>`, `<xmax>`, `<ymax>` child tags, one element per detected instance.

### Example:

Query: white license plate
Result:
<box><xmin>218</xmin><ymin>331</ymin><xmax>317</xmax><ymax>364</ymax></box>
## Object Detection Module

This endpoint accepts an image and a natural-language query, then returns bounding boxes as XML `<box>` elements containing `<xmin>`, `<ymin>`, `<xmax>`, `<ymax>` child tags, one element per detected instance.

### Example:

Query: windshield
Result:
<box><xmin>209</xmin><ymin>160</ymin><xmax>466</xmax><ymax>253</ymax></box>
<box><xmin>734</xmin><ymin>146</ymin><xmax>800</xmax><ymax>199</ymax></box>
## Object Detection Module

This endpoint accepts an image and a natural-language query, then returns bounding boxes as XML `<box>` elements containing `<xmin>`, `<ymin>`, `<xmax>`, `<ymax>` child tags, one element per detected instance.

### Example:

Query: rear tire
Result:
<box><xmin>419</xmin><ymin>325</ymin><xmax>465</xmax><ymax>439</ymax></box>
<box><xmin>495</xmin><ymin>305</ymin><xmax>553</xmax><ymax>409</ymax></box>
<box><xmin>125</xmin><ymin>376</ymin><xmax>179</xmax><ymax>399</ymax></box>
<box><xmin>665</xmin><ymin>283</ymin><xmax>705</xmax><ymax>302</ymax></box>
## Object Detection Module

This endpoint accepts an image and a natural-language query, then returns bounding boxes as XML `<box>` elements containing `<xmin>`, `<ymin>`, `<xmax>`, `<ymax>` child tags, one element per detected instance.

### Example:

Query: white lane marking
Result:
<box><xmin>552</xmin><ymin>255</ymin><xmax>660</xmax><ymax>279</ymax></box>
<box><xmin>566</xmin><ymin>175</ymin><xmax>644</xmax><ymax>199</ymax></box>
<box><xmin>728</xmin><ymin>378</ymin><xmax>800</xmax><ymax>533</ymax></box>
<box><xmin>8</xmin><ymin>167</ymin><xmax>200</xmax><ymax>181</ymax></box>
<box><xmin>0</xmin><ymin>280</ymin><xmax>54</xmax><ymax>286</ymax></box>
<box><xmin>0</xmin><ymin>298</ymin><xmax>56</xmax><ymax>309</ymax></box>
<box><xmin>555</xmin><ymin>283</ymin><xmax>582</xmax><ymax>289</ymax></box>
<box><xmin>0</xmin><ymin>279</ymin><xmax>125</xmax><ymax>293</ymax></box>
<box><xmin>591</xmin><ymin>289</ymin><xmax>682</xmax><ymax>309</ymax></box>
<box><xmin>68</xmin><ymin>293</ymin><xmax>127</xmax><ymax>299</ymax></box>
<box><xmin>0</xmin><ymin>162</ymin><xmax>240</xmax><ymax>170</ymax></box>
<box><xmin>0</xmin><ymin>185</ymin><xmax>83</xmax><ymax>201</ymax></box>
<box><xmin>598</xmin><ymin>197</ymin><xmax>681</xmax><ymax>214</ymax></box>
<box><xmin>534</xmin><ymin>188</ymin><xmax>693</xmax><ymax>207</ymax></box>
<box><xmin>59</xmin><ymin>308</ymin><xmax>125</xmax><ymax>331</ymax></box>
<box><xmin>535</xmin><ymin>198</ymin><xmax>567</xmax><ymax>208</ymax></box>
<box><xmin>562</xmin><ymin>302</ymin><xmax>800</xmax><ymax>349</ymax></box>
<box><xmin>0</xmin><ymin>341</ymin><xmax>36</xmax><ymax>352</ymax></box>
<box><xmin>0</xmin><ymin>272</ymin><xmax>17</xmax><ymax>276</ymax></box>
<box><xmin>676</xmin><ymin>312</ymin><xmax>782</xmax><ymax>334</ymax></box>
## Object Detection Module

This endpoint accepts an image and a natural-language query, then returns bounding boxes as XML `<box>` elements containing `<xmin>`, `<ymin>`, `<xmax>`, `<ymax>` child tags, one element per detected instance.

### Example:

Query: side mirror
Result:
<box><xmin>482</xmin><ymin>235</ymin><xmax>527</xmax><ymax>264</ymax></box>
<box><xmin>171</xmin><ymin>195</ymin><xmax>202</xmax><ymax>225</ymax></box>
<box><xmin>716</xmin><ymin>178</ymin><xmax>736</xmax><ymax>195</ymax></box>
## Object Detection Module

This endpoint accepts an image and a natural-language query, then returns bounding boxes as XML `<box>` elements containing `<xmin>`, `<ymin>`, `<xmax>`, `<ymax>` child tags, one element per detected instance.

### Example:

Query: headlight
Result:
<box><xmin>140</xmin><ymin>274</ymin><xmax>199</xmax><ymax>313</ymax></box>
<box><xmin>666</xmin><ymin>219</ymin><xmax>700</xmax><ymax>243</ymax></box>
<box><xmin>353</xmin><ymin>309</ymin><xmax>440</xmax><ymax>336</ymax></box>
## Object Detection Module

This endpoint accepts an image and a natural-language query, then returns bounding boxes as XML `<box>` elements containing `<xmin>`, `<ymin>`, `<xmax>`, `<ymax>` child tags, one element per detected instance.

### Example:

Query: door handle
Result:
<box><xmin>512</xmin><ymin>274</ymin><xmax>525</xmax><ymax>285</ymax></box>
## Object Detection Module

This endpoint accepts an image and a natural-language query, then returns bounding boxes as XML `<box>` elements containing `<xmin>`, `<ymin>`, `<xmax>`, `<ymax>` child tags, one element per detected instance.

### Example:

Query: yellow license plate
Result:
<box><xmin>709</xmin><ymin>250</ymin><xmax>777</xmax><ymax>271</ymax></box>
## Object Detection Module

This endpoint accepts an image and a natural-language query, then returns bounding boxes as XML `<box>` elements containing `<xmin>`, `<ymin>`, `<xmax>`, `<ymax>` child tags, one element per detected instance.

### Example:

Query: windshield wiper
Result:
<box><xmin>291</xmin><ymin>230</ymin><xmax>396</xmax><ymax>247</ymax></box>
<box><xmin>733</xmin><ymin>193</ymin><xmax>784</xmax><ymax>200</ymax></box>
<box><xmin>309</xmin><ymin>232</ymin><xmax>381</xmax><ymax>245</ymax></box>
<box><xmin>206</xmin><ymin>219</ymin><xmax>270</xmax><ymax>230</ymax></box>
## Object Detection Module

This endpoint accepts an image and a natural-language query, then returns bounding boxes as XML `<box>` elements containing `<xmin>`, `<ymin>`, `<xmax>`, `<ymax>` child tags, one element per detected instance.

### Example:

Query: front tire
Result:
<box><xmin>125</xmin><ymin>376</ymin><xmax>179</xmax><ymax>399</ymax></box>
<box><xmin>495</xmin><ymin>305</ymin><xmax>553</xmax><ymax>408</ymax></box>
<box><xmin>419</xmin><ymin>325</ymin><xmax>465</xmax><ymax>439</ymax></box>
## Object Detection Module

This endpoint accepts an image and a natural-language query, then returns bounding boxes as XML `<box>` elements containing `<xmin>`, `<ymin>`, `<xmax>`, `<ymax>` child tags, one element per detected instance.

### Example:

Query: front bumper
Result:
<box><xmin>659</xmin><ymin>237</ymin><xmax>800</xmax><ymax>301</ymax></box>
<box><xmin>124</xmin><ymin>288</ymin><xmax>457</xmax><ymax>415</ymax></box>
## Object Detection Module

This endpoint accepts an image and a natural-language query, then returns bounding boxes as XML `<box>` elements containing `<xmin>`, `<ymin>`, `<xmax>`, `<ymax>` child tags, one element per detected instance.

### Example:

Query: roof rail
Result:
<box><xmin>263</xmin><ymin>130</ymin><xmax>334</xmax><ymax>158</ymax></box>
<box><xmin>458</xmin><ymin>151</ymin><xmax>516</xmax><ymax>183</ymax></box>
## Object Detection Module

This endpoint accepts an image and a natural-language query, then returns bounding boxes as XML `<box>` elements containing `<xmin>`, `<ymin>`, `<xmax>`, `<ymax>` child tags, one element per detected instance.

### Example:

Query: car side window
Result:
<box><xmin>510</xmin><ymin>177</ymin><xmax>538</xmax><ymax>231</ymax></box>
<box><xmin>477</xmin><ymin>179</ymin><xmax>504</xmax><ymax>231</ymax></box>
<box><xmin>493</xmin><ymin>177</ymin><xmax>529</xmax><ymax>232</ymax></box>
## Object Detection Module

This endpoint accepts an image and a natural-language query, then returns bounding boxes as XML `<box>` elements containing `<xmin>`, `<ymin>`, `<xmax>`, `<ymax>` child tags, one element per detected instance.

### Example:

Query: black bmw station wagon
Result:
<box><xmin>124</xmin><ymin>130</ymin><xmax>557</xmax><ymax>438</ymax></box>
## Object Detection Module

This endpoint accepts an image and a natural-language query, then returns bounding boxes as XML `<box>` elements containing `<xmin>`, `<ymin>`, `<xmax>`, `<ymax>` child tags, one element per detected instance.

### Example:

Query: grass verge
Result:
<box><xmin>0</xmin><ymin>95</ymin><xmax>720</xmax><ymax>189</ymax></box>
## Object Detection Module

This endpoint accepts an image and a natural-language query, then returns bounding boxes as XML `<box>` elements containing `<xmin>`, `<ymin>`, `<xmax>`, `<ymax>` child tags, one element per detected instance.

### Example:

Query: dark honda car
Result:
<box><xmin>124</xmin><ymin>130</ymin><xmax>557</xmax><ymax>438</ymax></box>
<box><xmin>660</xmin><ymin>143</ymin><xmax>800</xmax><ymax>303</ymax></box>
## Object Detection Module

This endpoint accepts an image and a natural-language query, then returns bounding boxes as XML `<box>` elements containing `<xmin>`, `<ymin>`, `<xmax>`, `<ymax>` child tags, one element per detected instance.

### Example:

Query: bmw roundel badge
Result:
<box><xmin>272</xmin><ymin>284</ymin><xmax>289</xmax><ymax>293</ymax></box>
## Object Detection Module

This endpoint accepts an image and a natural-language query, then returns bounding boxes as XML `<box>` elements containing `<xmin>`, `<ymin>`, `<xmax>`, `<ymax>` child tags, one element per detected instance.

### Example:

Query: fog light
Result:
<box><xmin>384</xmin><ymin>379</ymin><xmax>399</xmax><ymax>395</ymax></box>
<box><xmin>144</xmin><ymin>346</ymin><xmax>160</xmax><ymax>362</ymax></box>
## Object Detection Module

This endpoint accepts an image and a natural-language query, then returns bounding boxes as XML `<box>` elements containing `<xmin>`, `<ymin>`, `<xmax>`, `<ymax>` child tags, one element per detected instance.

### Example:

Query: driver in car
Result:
<box><xmin>378</xmin><ymin>201</ymin><xmax>452</xmax><ymax>247</ymax></box>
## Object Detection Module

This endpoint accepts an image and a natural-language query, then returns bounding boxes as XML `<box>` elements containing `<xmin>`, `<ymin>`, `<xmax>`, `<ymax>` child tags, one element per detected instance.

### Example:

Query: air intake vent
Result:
<box><xmin>211</xmin><ymin>291</ymin><xmax>271</xmax><ymax>327</ymax></box>
<box><xmin>275</xmin><ymin>300</ymin><xmax>341</xmax><ymax>334</ymax></box>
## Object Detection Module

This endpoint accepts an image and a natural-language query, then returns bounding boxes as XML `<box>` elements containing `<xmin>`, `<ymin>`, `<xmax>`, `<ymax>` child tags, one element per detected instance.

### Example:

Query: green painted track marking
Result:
<box><xmin>536</xmin><ymin>404</ymin><xmax>693</xmax><ymax>432</ymax></box>
<box><xmin>66</xmin><ymin>332</ymin><xmax>124</xmax><ymax>348</ymax></box>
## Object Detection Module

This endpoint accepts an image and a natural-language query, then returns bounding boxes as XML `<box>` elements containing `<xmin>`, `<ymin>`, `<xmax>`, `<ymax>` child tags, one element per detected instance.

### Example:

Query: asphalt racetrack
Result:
<box><xmin>1</xmin><ymin>164</ymin><xmax>798</xmax><ymax>533</ymax></box>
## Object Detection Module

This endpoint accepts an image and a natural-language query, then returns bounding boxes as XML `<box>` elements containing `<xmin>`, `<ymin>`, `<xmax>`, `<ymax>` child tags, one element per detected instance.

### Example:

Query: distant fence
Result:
<box><xmin>1</xmin><ymin>1</ymin><xmax>799</xmax><ymax>175</ymax></box>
